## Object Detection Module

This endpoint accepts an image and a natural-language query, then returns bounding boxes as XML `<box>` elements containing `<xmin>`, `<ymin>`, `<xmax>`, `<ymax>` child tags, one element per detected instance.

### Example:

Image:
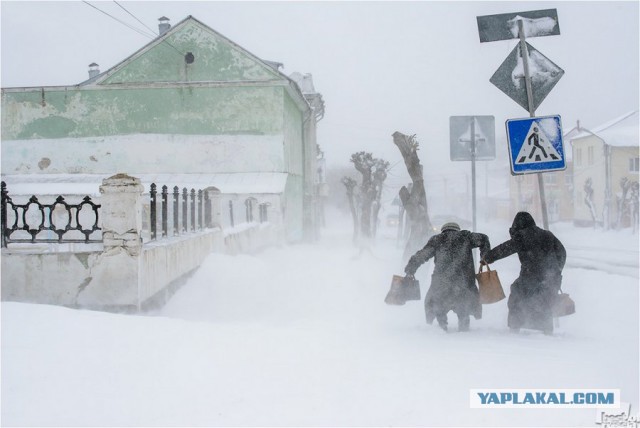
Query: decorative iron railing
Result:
<box><xmin>2</xmin><ymin>180</ymin><xmax>266</xmax><ymax>247</ymax></box>
<box><xmin>148</xmin><ymin>184</ymin><xmax>213</xmax><ymax>241</ymax></box>
<box><xmin>1</xmin><ymin>181</ymin><xmax>101</xmax><ymax>247</ymax></box>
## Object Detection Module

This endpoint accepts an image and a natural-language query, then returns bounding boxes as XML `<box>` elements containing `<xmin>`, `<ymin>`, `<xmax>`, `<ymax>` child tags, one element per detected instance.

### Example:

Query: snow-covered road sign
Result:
<box><xmin>477</xmin><ymin>9</ymin><xmax>560</xmax><ymax>43</ymax></box>
<box><xmin>506</xmin><ymin>115</ymin><xmax>566</xmax><ymax>174</ymax></box>
<box><xmin>449</xmin><ymin>116</ymin><xmax>495</xmax><ymax>161</ymax></box>
<box><xmin>490</xmin><ymin>42</ymin><xmax>564</xmax><ymax>112</ymax></box>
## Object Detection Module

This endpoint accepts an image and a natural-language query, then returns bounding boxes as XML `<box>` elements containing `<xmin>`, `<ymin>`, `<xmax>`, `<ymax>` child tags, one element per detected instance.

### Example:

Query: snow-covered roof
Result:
<box><xmin>571</xmin><ymin>110</ymin><xmax>639</xmax><ymax>147</ymax></box>
<box><xmin>289</xmin><ymin>72</ymin><xmax>316</xmax><ymax>94</ymax></box>
<box><xmin>1</xmin><ymin>173</ymin><xmax>288</xmax><ymax>197</ymax></box>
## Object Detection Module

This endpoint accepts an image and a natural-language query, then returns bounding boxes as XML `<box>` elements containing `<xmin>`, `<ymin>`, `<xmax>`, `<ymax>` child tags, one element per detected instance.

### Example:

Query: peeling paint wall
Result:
<box><xmin>102</xmin><ymin>20</ymin><xmax>280</xmax><ymax>84</ymax></box>
<box><xmin>2</xmin><ymin>86</ymin><xmax>284</xmax><ymax>140</ymax></box>
<box><xmin>283</xmin><ymin>90</ymin><xmax>304</xmax><ymax>175</ymax></box>
<box><xmin>1</xmin><ymin>224</ymin><xmax>279</xmax><ymax>310</ymax></box>
<box><xmin>0</xmin><ymin>251</ymin><xmax>98</xmax><ymax>305</ymax></box>
<box><xmin>281</xmin><ymin>91</ymin><xmax>305</xmax><ymax>241</ymax></box>
<box><xmin>1</xmin><ymin>15</ymin><xmax>314</xmax><ymax>242</ymax></box>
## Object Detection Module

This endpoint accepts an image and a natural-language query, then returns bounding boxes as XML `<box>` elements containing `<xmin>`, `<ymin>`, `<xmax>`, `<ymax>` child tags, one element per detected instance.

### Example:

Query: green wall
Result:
<box><xmin>2</xmin><ymin>85</ymin><xmax>284</xmax><ymax>140</ymax></box>
<box><xmin>102</xmin><ymin>19</ymin><xmax>280</xmax><ymax>84</ymax></box>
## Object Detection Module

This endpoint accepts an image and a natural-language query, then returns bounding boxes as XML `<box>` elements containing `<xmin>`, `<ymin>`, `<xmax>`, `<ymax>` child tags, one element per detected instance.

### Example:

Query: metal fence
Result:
<box><xmin>1</xmin><ymin>181</ymin><xmax>216</xmax><ymax>247</ymax></box>
<box><xmin>148</xmin><ymin>184</ymin><xmax>213</xmax><ymax>241</ymax></box>
<box><xmin>1</xmin><ymin>181</ymin><xmax>101</xmax><ymax>247</ymax></box>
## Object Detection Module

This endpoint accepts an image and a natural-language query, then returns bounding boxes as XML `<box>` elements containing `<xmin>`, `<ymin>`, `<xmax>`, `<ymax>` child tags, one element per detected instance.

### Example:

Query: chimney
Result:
<box><xmin>158</xmin><ymin>16</ymin><xmax>171</xmax><ymax>36</ymax></box>
<box><xmin>88</xmin><ymin>63</ymin><xmax>100</xmax><ymax>78</ymax></box>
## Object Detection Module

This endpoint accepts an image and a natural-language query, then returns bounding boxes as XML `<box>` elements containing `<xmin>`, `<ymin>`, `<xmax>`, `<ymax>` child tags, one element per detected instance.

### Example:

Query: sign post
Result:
<box><xmin>450</xmin><ymin>115</ymin><xmax>495</xmax><ymax>231</ymax></box>
<box><xmin>477</xmin><ymin>9</ymin><xmax>563</xmax><ymax>230</ymax></box>
<box><xmin>518</xmin><ymin>19</ymin><xmax>548</xmax><ymax>228</ymax></box>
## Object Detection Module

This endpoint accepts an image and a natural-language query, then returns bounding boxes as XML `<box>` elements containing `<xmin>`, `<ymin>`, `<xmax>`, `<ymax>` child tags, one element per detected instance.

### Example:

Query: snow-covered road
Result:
<box><xmin>1</xmin><ymin>213</ymin><xmax>638</xmax><ymax>427</ymax></box>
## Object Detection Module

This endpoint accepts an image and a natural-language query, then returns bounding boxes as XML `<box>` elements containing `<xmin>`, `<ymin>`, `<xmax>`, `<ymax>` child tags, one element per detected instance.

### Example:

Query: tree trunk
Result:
<box><xmin>342</xmin><ymin>177</ymin><xmax>359</xmax><ymax>243</ymax></box>
<box><xmin>392</xmin><ymin>131</ymin><xmax>434</xmax><ymax>261</ymax></box>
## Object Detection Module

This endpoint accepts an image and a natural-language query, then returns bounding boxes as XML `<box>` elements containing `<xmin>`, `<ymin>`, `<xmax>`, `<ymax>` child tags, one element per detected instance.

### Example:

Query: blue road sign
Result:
<box><xmin>506</xmin><ymin>115</ymin><xmax>566</xmax><ymax>175</ymax></box>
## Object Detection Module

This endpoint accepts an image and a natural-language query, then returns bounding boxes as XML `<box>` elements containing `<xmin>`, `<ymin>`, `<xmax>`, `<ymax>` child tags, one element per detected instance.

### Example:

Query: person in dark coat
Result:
<box><xmin>482</xmin><ymin>212</ymin><xmax>566</xmax><ymax>334</ymax></box>
<box><xmin>404</xmin><ymin>222</ymin><xmax>490</xmax><ymax>332</ymax></box>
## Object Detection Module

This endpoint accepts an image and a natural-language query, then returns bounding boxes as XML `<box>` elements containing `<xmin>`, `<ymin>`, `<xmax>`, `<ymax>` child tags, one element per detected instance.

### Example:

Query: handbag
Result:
<box><xmin>553</xmin><ymin>289</ymin><xmax>575</xmax><ymax>317</ymax></box>
<box><xmin>476</xmin><ymin>263</ymin><xmax>506</xmax><ymax>304</ymax></box>
<box><xmin>385</xmin><ymin>275</ymin><xmax>421</xmax><ymax>305</ymax></box>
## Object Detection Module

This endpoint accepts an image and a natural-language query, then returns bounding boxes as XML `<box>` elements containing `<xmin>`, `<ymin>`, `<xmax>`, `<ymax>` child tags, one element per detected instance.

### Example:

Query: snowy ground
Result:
<box><xmin>2</xmin><ymin>209</ymin><xmax>638</xmax><ymax>427</ymax></box>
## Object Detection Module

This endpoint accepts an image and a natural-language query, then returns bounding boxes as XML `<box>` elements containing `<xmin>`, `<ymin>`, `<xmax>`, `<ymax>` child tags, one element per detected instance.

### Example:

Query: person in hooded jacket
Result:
<box><xmin>482</xmin><ymin>212</ymin><xmax>566</xmax><ymax>334</ymax></box>
<box><xmin>404</xmin><ymin>222</ymin><xmax>490</xmax><ymax>332</ymax></box>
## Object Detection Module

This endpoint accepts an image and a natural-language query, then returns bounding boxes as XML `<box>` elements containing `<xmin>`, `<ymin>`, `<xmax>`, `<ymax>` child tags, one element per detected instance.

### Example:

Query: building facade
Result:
<box><xmin>570</xmin><ymin>110</ymin><xmax>639</xmax><ymax>229</ymax></box>
<box><xmin>1</xmin><ymin>15</ymin><xmax>325</xmax><ymax>242</ymax></box>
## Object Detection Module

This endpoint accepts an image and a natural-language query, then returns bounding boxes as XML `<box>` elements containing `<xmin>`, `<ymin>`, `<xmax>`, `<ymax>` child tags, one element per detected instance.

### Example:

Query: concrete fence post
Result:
<box><xmin>99</xmin><ymin>174</ymin><xmax>144</xmax><ymax>255</ymax></box>
<box><xmin>205</xmin><ymin>186</ymin><xmax>222</xmax><ymax>228</ymax></box>
<box><xmin>76</xmin><ymin>173</ymin><xmax>145</xmax><ymax>310</ymax></box>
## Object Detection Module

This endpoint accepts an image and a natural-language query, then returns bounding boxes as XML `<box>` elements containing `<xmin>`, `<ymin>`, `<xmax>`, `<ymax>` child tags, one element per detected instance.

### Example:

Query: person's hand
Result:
<box><xmin>405</xmin><ymin>273</ymin><xmax>415</xmax><ymax>280</ymax></box>
<box><xmin>480</xmin><ymin>258</ymin><xmax>488</xmax><ymax>266</ymax></box>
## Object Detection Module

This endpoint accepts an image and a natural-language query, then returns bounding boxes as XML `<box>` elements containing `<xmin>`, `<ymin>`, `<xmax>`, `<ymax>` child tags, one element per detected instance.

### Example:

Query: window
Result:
<box><xmin>630</xmin><ymin>157</ymin><xmax>639</xmax><ymax>173</ymax></box>
<box><xmin>575</xmin><ymin>148</ymin><xmax>582</xmax><ymax>166</ymax></box>
<box><xmin>587</xmin><ymin>146</ymin><xmax>594</xmax><ymax>165</ymax></box>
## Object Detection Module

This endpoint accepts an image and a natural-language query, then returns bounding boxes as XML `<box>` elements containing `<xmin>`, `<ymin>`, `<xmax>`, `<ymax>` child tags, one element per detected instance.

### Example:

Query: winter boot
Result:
<box><xmin>436</xmin><ymin>313</ymin><xmax>448</xmax><ymax>332</ymax></box>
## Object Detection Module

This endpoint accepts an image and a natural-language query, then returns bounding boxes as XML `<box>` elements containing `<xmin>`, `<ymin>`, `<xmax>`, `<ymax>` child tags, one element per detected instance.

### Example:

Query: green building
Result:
<box><xmin>1</xmin><ymin>15</ymin><xmax>325</xmax><ymax>242</ymax></box>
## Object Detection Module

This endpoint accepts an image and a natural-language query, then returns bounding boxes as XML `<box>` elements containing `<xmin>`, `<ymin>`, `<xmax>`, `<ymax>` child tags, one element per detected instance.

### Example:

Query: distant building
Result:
<box><xmin>570</xmin><ymin>110</ymin><xmax>639</xmax><ymax>229</ymax></box>
<box><xmin>1</xmin><ymin>15</ymin><xmax>325</xmax><ymax>242</ymax></box>
<box><xmin>508</xmin><ymin>164</ymin><xmax>574</xmax><ymax>225</ymax></box>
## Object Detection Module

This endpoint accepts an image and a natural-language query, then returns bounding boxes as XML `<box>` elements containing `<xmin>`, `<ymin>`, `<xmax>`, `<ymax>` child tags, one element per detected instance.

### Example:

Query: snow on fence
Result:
<box><xmin>1</xmin><ymin>174</ymin><xmax>280</xmax><ymax>312</ymax></box>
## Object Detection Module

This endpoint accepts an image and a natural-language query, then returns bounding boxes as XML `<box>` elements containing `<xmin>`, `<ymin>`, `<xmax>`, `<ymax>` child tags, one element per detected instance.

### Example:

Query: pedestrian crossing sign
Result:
<box><xmin>506</xmin><ymin>115</ymin><xmax>566</xmax><ymax>175</ymax></box>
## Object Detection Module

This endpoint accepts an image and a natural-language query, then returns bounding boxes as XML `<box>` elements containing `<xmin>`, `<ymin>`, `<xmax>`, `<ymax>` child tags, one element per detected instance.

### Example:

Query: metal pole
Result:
<box><xmin>604</xmin><ymin>144</ymin><xmax>611</xmax><ymax>229</ymax></box>
<box><xmin>397</xmin><ymin>203</ymin><xmax>405</xmax><ymax>248</ymax></box>
<box><xmin>471</xmin><ymin>117</ymin><xmax>477</xmax><ymax>232</ymax></box>
<box><xmin>518</xmin><ymin>19</ymin><xmax>549</xmax><ymax>229</ymax></box>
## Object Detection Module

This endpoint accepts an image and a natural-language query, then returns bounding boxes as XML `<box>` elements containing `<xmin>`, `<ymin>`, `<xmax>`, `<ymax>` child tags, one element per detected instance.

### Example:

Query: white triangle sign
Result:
<box><xmin>515</xmin><ymin>121</ymin><xmax>562</xmax><ymax>164</ymax></box>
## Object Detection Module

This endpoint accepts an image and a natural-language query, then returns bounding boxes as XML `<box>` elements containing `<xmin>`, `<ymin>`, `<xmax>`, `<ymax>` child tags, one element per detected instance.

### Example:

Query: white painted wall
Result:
<box><xmin>2</xmin><ymin>134</ymin><xmax>285</xmax><ymax>175</ymax></box>
<box><xmin>1</xmin><ymin>224</ymin><xmax>279</xmax><ymax>310</ymax></box>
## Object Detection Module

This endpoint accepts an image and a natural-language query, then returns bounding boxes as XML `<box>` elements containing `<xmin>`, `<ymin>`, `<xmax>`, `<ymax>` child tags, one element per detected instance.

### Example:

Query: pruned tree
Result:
<box><xmin>584</xmin><ymin>177</ymin><xmax>597</xmax><ymax>228</ymax></box>
<box><xmin>392</xmin><ymin>131</ymin><xmax>434</xmax><ymax>261</ymax></box>
<box><xmin>371</xmin><ymin>158</ymin><xmax>390</xmax><ymax>239</ymax></box>
<box><xmin>617</xmin><ymin>177</ymin><xmax>640</xmax><ymax>232</ymax></box>
<box><xmin>342</xmin><ymin>152</ymin><xmax>390</xmax><ymax>247</ymax></box>
<box><xmin>630</xmin><ymin>181</ymin><xmax>639</xmax><ymax>233</ymax></box>
<box><xmin>341</xmin><ymin>176</ymin><xmax>359</xmax><ymax>243</ymax></box>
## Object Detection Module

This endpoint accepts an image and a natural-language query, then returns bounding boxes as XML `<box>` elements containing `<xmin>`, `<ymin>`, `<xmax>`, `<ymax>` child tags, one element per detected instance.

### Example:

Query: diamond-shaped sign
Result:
<box><xmin>490</xmin><ymin>42</ymin><xmax>564</xmax><ymax>112</ymax></box>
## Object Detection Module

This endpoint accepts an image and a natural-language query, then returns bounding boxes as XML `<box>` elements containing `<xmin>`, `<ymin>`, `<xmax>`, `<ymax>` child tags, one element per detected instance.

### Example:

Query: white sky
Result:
<box><xmin>1</xmin><ymin>1</ymin><xmax>639</xmax><ymax>184</ymax></box>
